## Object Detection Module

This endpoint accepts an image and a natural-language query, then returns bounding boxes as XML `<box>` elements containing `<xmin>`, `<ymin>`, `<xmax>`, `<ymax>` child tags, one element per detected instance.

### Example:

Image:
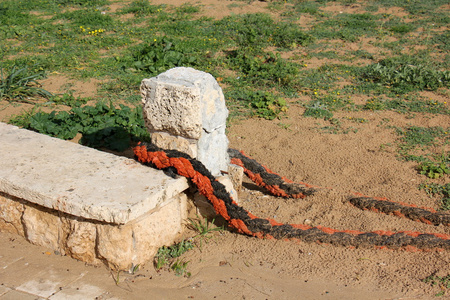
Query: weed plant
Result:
<box><xmin>188</xmin><ymin>216</ymin><xmax>223</xmax><ymax>236</ymax></box>
<box><xmin>418</xmin><ymin>161</ymin><xmax>449</xmax><ymax>179</ymax></box>
<box><xmin>362</xmin><ymin>58</ymin><xmax>450</xmax><ymax>92</ymax></box>
<box><xmin>155</xmin><ymin>239</ymin><xmax>194</xmax><ymax>276</ymax></box>
<box><xmin>432</xmin><ymin>30</ymin><xmax>450</xmax><ymax>51</ymax></box>
<box><xmin>303</xmin><ymin>101</ymin><xmax>333</xmax><ymax>120</ymax></box>
<box><xmin>397</xmin><ymin>126</ymin><xmax>448</xmax><ymax>149</ymax></box>
<box><xmin>128</xmin><ymin>37</ymin><xmax>197</xmax><ymax>75</ymax></box>
<box><xmin>226</xmin><ymin>48</ymin><xmax>300</xmax><ymax>88</ymax></box>
<box><xmin>154</xmin><ymin>217</ymin><xmax>223</xmax><ymax>276</ymax></box>
<box><xmin>47</xmin><ymin>92</ymin><xmax>90</xmax><ymax>107</ymax></box>
<box><xmin>423</xmin><ymin>273</ymin><xmax>450</xmax><ymax>296</ymax></box>
<box><xmin>119</xmin><ymin>0</ymin><xmax>164</xmax><ymax>16</ymax></box>
<box><xmin>9</xmin><ymin>102</ymin><xmax>150</xmax><ymax>151</ymax></box>
<box><xmin>225</xmin><ymin>89</ymin><xmax>287</xmax><ymax>120</ymax></box>
<box><xmin>363</xmin><ymin>96</ymin><xmax>450</xmax><ymax>115</ymax></box>
<box><xmin>215</xmin><ymin>13</ymin><xmax>313</xmax><ymax>49</ymax></box>
<box><xmin>0</xmin><ymin>66</ymin><xmax>52</xmax><ymax>102</ymax></box>
<box><xmin>420</xmin><ymin>183</ymin><xmax>450</xmax><ymax>211</ymax></box>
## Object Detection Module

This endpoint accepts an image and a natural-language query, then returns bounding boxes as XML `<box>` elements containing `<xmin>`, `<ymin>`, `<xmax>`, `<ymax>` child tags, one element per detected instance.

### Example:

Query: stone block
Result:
<box><xmin>141</xmin><ymin>67</ymin><xmax>228</xmax><ymax>138</ymax></box>
<box><xmin>0</xmin><ymin>192</ymin><xmax>193</xmax><ymax>271</ymax></box>
<box><xmin>96</xmin><ymin>223</ymin><xmax>133</xmax><ymax>270</ymax></box>
<box><xmin>126</xmin><ymin>193</ymin><xmax>190</xmax><ymax>269</ymax></box>
<box><xmin>227</xmin><ymin>164</ymin><xmax>244</xmax><ymax>192</ymax></box>
<box><xmin>217</xmin><ymin>176</ymin><xmax>239</xmax><ymax>204</ymax></box>
<box><xmin>22</xmin><ymin>204</ymin><xmax>69</xmax><ymax>254</ymax></box>
<box><xmin>151</xmin><ymin>131</ymin><xmax>197</xmax><ymax>158</ymax></box>
<box><xmin>0</xmin><ymin>193</ymin><xmax>25</xmax><ymax>235</ymax></box>
<box><xmin>141</xmin><ymin>67</ymin><xmax>230</xmax><ymax>176</ymax></box>
<box><xmin>65</xmin><ymin>221</ymin><xmax>97</xmax><ymax>264</ymax></box>
<box><xmin>197</xmin><ymin>124</ymin><xmax>229</xmax><ymax>176</ymax></box>
<box><xmin>94</xmin><ymin>193</ymin><xmax>191</xmax><ymax>270</ymax></box>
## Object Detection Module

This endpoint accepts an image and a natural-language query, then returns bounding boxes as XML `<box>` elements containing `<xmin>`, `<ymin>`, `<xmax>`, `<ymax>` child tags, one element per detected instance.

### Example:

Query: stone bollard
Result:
<box><xmin>141</xmin><ymin>67</ymin><xmax>228</xmax><ymax>176</ymax></box>
<box><xmin>141</xmin><ymin>67</ymin><xmax>243</xmax><ymax>216</ymax></box>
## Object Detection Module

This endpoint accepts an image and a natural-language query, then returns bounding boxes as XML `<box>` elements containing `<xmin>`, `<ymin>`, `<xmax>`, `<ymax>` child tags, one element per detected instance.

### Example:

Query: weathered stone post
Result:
<box><xmin>141</xmin><ymin>67</ymin><xmax>229</xmax><ymax>176</ymax></box>
<box><xmin>140</xmin><ymin>67</ymin><xmax>242</xmax><ymax>215</ymax></box>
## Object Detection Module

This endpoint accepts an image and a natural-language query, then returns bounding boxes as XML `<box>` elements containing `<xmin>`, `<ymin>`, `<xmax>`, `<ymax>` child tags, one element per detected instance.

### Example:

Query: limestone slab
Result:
<box><xmin>0</xmin><ymin>285</ymin><xmax>10</xmax><ymax>297</ymax></box>
<box><xmin>15</xmin><ymin>269</ymin><xmax>86</xmax><ymax>299</ymax></box>
<box><xmin>0</xmin><ymin>122</ymin><xmax>189</xmax><ymax>224</ymax></box>
<box><xmin>0</xmin><ymin>290</ymin><xmax>45</xmax><ymax>300</ymax></box>
<box><xmin>49</xmin><ymin>284</ymin><xmax>107</xmax><ymax>300</ymax></box>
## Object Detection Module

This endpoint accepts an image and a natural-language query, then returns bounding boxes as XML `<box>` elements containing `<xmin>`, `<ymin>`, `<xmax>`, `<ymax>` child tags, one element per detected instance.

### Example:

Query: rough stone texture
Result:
<box><xmin>65</xmin><ymin>221</ymin><xmax>97</xmax><ymax>263</ymax></box>
<box><xmin>141</xmin><ymin>67</ymin><xmax>229</xmax><ymax>176</ymax></box>
<box><xmin>123</xmin><ymin>193</ymin><xmax>190</xmax><ymax>270</ymax></box>
<box><xmin>0</xmin><ymin>193</ymin><xmax>25</xmax><ymax>235</ymax></box>
<box><xmin>141</xmin><ymin>67</ymin><xmax>228</xmax><ymax>138</ymax></box>
<box><xmin>197</xmin><ymin>124</ymin><xmax>229</xmax><ymax>175</ymax></box>
<box><xmin>0</xmin><ymin>193</ymin><xmax>192</xmax><ymax>271</ymax></box>
<box><xmin>0</xmin><ymin>122</ymin><xmax>189</xmax><ymax>224</ymax></box>
<box><xmin>0</xmin><ymin>122</ymin><xmax>195</xmax><ymax>270</ymax></box>
<box><xmin>228</xmin><ymin>164</ymin><xmax>244</xmax><ymax>192</ymax></box>
<box><xmin>96</xmin><ymin>223</ymin><xmax>133</xmax><ymax>270</ymax></box>
<box><xmin>217</xmin><ymin>176</ymin><xmax>239</xmax><ymax>203</ymax></box>
<box><xmin>151</xmin><ymin>131</ymin><xmax>197</xmax><ymax>158</ymax></box>
<box><xmin>22</xmin><ymin>204</ymin><xmax>69</xmax><ymax>254</ymax></box>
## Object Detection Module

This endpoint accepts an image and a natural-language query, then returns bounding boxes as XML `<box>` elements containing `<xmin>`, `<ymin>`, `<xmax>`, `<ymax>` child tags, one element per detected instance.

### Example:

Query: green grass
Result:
<box><xmin>423</xmin><ymin>273</ymin><xmax>450</xmax><ymax>296</ymax></box>
<box><xmin>119</xmin><ymin>0</ymin><xmax>165</xmax><ymax>16</ymax></box>
<box><xmin>397</xmin><ymin>126</ymin><xmax>448</xmax><ymax>149</ymax></box>
<box><xmin>127</xmin><ymin>37</ymin><xmax>198</xmax><ymax>75</ymax></box>
<box><xmin>370</xmin><ymin>0</ymin><xmax>449</xmax><ymax>15</ymax></box>
<box><xmin>361</xmin><ymin>58</ymin><xmax>450</xmax><ymax>93</ymax></box>
<box><xmin>1</xmin><ymin>1</ymin><xmax>449</xmax><ymax>219</ymax></box>
<box><xmin>303</xmin><ymin>101</ymin><xmax>333</xmax><ymax>120</ymax></box>
<box><xmin>225</xmin><ymin>89</ymin><xmax>287</xmax><ymax>120</ymax></box>
<box><xmin>225</xmin><ymin>48</ymin><xmax>301</xmax><ymax>88</ymax></box>
<box><xmin>188</xmin><ymin>216</ymin><xmax>223</xmax><ymax>236</ymax></box>
<box><xmin>363</xmin><ymin>95</ymin><xmax>450</xmax><ymax>115</ymax></box>
<box><xmin>311</xmin><ymin>12</ymin><xmax>382</xmax><ymax>42</ymax></box>
<box><xmin>154</xmin><ymin>216</ymin><xmax>223</xmax><ymax>277</ymax></box>
<box><xmin>154</xmin><ymin>239</ymin><xmax>194</xmax><ymax>276</ymax></box>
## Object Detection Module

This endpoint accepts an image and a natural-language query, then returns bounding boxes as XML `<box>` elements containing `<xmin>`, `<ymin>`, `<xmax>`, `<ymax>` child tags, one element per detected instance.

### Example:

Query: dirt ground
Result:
<box><xmin>1</xmin><ymin>0</ymin><xmax>449</xmax><ymax>299</ymax></box>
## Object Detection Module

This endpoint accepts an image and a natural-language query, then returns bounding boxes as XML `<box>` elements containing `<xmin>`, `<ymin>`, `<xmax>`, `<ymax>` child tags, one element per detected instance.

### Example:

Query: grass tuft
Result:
<box><xmin>0</xmin><ymin>66</ymin><xmax>52</xmax><ymax>102</ymax></box>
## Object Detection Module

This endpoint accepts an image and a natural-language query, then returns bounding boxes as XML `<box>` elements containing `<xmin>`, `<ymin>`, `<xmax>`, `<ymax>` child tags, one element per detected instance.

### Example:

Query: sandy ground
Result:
<box><xmin>1</xmin><ymin>0</ymin><xmax>449</xmax><ymax>299</ymax></box>
<box><xmin>2</xmin><ymin>105</ymin><xmax>449</xmax><ymax>299</ymax></box>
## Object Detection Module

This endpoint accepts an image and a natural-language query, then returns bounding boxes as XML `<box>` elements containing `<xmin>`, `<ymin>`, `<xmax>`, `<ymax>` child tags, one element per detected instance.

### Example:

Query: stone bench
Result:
<box><xmin>0</xmin><ymin>122</ymin><xmax>191</xmax><ymax>271</ymax></box>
